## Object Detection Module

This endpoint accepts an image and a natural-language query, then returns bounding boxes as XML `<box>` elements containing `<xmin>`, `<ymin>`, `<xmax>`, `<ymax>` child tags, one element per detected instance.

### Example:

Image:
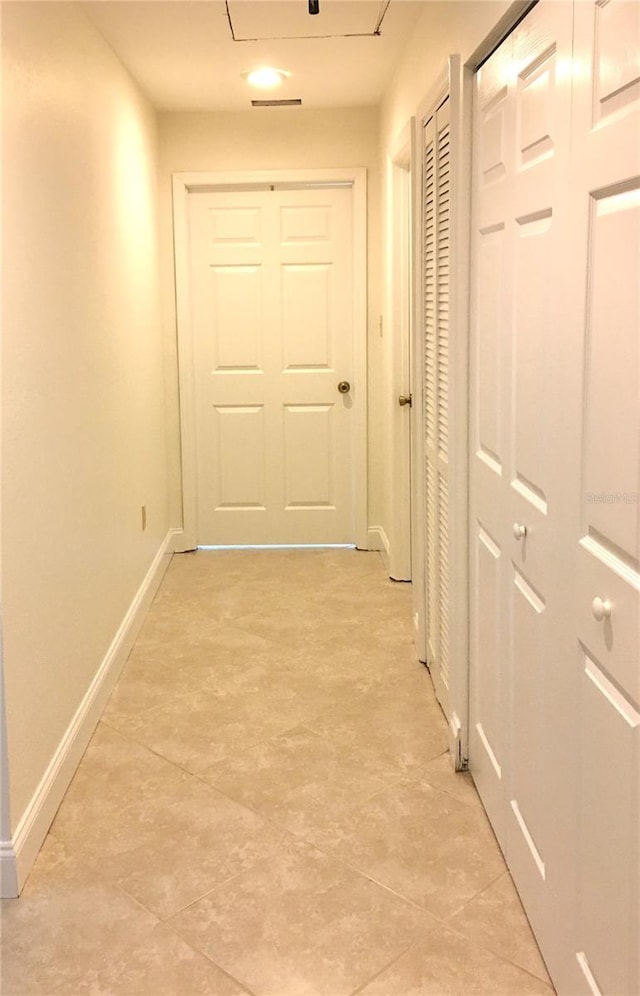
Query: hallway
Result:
<box><xmin>2</xmin><ymin>550</ymin><xmax>553</xmax><ymax>995</ymax></box>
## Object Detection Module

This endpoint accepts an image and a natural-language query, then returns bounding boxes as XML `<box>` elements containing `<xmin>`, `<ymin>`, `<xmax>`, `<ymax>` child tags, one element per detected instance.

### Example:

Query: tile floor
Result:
<box><xmin>1</xmin><ymin>549</ymin><xmax>555</xmax><ymax>995</ymax></box>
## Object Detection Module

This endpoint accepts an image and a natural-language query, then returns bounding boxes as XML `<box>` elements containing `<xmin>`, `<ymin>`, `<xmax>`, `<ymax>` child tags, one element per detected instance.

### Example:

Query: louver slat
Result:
<box><xmin>437</xmin><ymin>121</ymin><xmax>451</xmax><ymax>464</ymax></box>
<box><xmin>424</xmin><ymin>135</ymin><xmax>437</xmax><ymax>452</ymax></box>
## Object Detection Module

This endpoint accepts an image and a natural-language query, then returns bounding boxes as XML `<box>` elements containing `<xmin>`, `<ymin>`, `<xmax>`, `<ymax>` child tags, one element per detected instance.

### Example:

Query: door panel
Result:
<box><xmin>572</xmin><ymin>6</ymin><xmax>640</xmax><ymax>992</ymax></box>
<box><xmin>469</xmin><ymin>2</ymin><xmax>583</xmax><ymax>989</ymax></box>
<box><xmin>209</xmin><ymin>266</ymin><xmax>263</xmax><ymax>370</ymax></box>
<box><xmin>213</xmin><ymin>406</ymin><xmax>266</xmax><ymax>510</ymax></box>
<box><xmin>472</xmin><ymin>522</ymin><xmax>506</xmax><ymax>842</ymax></box>
<box><xmin>576</xmin><ymin>650</ymin><xmax>639</xmax><ymax>996</ymax></box>
<box><xmin>470</xmin><ymin>28</ymin><xmax>514</xmax><ymax>848</ymax></box>
<box><xmin>281</xmin><ymin>264</ymin><xmax>332</xmax><ymax>369</ymax></box>
<box><xmin>594</xmin><ymin>0</ymin><xmax>640</xmax><ymax>123</ymax></box>
<box><xmin>582</xmin><ymin>187</ymin><xmax>640</xmax><ymax>557</ymax></box>
<box><xmin>510</xmin><ymin>564</ymin><xmax>547</xmax><ymax>879</ymax></box>
<box><xmin>475</xmin><ymin>228</ymin><xmax>505</xmax><ymax>474</ymax></box>
<box><xmin>283</xmin><ymin>405</ymin><xmax>334</xmax><ymax>509</ymax></box>
<box><xmin>189</xmin><ymin>186</ymin><xmax>355</xmax><ymax>546</ymax></box>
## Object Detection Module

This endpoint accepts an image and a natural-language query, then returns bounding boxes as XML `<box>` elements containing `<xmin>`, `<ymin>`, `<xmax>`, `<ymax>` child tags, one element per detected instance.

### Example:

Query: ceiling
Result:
<box><xmin>81</xmin><ymin>1</ymin><xmax>427</xmax><ymax>111</ymax></box>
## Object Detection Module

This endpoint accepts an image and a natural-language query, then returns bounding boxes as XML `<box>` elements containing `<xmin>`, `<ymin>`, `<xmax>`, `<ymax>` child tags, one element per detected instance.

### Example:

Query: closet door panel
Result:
<box><xmin>571</xmin><ymin>6</ymin><xmax>640</xmax><ymax>991</ymax></box>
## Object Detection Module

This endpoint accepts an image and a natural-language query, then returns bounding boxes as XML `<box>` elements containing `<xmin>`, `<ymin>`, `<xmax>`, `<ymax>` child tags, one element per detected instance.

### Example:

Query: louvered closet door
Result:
<box><xmin>423</xmin><ymin>98</ymin><xmax>452</xmax><ymax>718</ymax></box>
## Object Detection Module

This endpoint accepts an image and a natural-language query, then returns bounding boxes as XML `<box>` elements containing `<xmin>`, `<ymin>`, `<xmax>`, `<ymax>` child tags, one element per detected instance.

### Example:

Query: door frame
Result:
<box><xmin>172</xmin><ymin>168</ymin><xmax>368</xmax><ymax>552</ymax></box>
<box><xmin>388</xmin><ymin>122</ymin><xmax>414</xmax><ymax>582</ymax></box>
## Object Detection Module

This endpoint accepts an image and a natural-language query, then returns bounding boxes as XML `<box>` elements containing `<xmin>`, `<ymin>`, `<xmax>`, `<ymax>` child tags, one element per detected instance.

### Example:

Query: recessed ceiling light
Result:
<box><xmin>242</xmin><ymin>67</ymin><xmax>290</xmax><ymax>89</ymax></box>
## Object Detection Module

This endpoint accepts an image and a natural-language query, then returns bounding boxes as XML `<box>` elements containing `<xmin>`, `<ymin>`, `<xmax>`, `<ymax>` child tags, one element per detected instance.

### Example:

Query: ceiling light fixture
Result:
<box><xmin>242</xmin><ymin>67</ymin><xmax>289</xmax><ymax>89</ymax></box>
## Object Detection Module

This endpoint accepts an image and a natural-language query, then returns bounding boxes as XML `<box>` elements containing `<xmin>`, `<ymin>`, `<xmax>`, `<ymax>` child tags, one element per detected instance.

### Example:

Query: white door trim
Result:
<box><xmin>172</xmin><ymin>168</ymin><xmax>368</xmax><ymax>552</ymax></box>
<box><xmin>388</xmin><ymin>121</ymin><xmax>414</xmax><ymax>581</ymax></box>
<box><xmin>446</xmin><ymin>54</ymin><xmax>473</xmax><ymax>766</ymax></box>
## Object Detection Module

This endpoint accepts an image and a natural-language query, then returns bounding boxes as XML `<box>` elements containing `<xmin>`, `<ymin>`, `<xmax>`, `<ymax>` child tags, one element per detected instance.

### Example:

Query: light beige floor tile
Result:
<box><xmin>110</xmin><ymin>790</ymin><xmax>286</xmax><ymax>919</ymax></box>
<box><xmin>356</xmin><ymin>925</ymin><xmax>554</xmax><ymax>995</ymax></box>
<box><xmin>1</xmin><ymin>837</ymin><xmax>244</xmax><ymax>996</ymax></box>
<box><xmin>297</xmin><ymin>635</ymin><xmax>422</xmax><ymax>688</ymax></box>
<box><xmin>129</xmin><ymin>622</ymin><xmax>277</xmax><ymax>667</ymax></box>
<box><xmin>105</xmin><ymin>633</ymin><xmax>393</xmax><ymax>775</ymax></box>
<box><xmin>103</xmin><ymin>681</ymin><xmax>321</xmax><ymax>774</ymax></box>
<box><xmin>448</xmin><ymin>873</ymin><xmax>551</xmax><ymax>984</ymax></box>
<box><xmin>102</xmin><ymin>656</ymin><xmax>215</xmax><ymax>721</ymax></box>
<box><xmin>133</xmin><ymin>611</ymin><xmax>204</xmax><ymax>656</ymax></box>
<box><xmin>308</xmin><ymin>778</ymin><xmax>506</xmax><ymax>920</ymax></box>
<box><xmin>205</xmin><ymin>725</ymin><xmax>405</xmax><ymax>836</ymax></box>
<box><xmin>49</xmin><ymin>922</ymin><xmax>250</xmax><ymax>996</ymax></box>
<box><xmin>50</xmin><ymin>723</ymin><xmax>188</xmax><ymax>842</ymax></box>
<box><xmin>169</xmin><ymin>837</ymin><xmax>439</xmax><ymax>996</ymax></box>
<box><xmin>231</xmin><ymin>604</ymin><xmax>343</xmax><ymax>651</ymax></box>
<box><xmin>307</xmin><ymin>671</ymin><xmax>449</xmax><ymax>771</ymax></box>
<box><xmin>418</xmin><ymin>751</ymin><xmax>484</xmax><ymax>810</ymax></box>
<box><xmin>104</xmin><ymin>640</ymin><xmax>282</xmax><ymax>726</ymax></box>
<box><xmin>55</xmin><ymin>756</ymin><xmax>286</xmax><ymax>919</ymax></box>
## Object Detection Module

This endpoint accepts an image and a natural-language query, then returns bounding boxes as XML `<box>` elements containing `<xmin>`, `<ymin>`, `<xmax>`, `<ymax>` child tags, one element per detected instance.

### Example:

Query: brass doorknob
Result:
<box><xmin>338</xmin><ymin>381</ymin><xmax>351</xmax><ymax>394</ymax></box>
<box><xmin>398</xmin><ymin>394</ymin><xmax>412</xmax><ymax>407</ymax></box>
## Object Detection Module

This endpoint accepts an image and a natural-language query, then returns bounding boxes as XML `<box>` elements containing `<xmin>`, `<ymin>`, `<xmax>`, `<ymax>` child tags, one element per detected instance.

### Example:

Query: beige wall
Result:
<box><xmin>157</xmin><ymin>107</ymin><xmax>384</xmax><ymax>534</ymax></box>
<box><xmin>1</xmin><ymin>3</ymin><xmax>169</xmax><ymax>829</ymax></box>
<box><xmin>381</xmin><ymin>1</ymin><xmax>513</xmax><ymax>150</ymax></box>
<box><xmin>376</xmin><ymin>1</ymin><xmax>512</xmax><ymax>551</ymax></box>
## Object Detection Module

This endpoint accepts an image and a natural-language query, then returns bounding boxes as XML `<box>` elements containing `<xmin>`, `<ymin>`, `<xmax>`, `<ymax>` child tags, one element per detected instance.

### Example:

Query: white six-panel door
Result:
<box><xmin>188</xmin><ymin>185</ymin><xmax>356</xmax><ymax>546</ymax></box>
<box><xmin>470</xmin><ymin>0</ymin><xmax>574</xmax><ymax>869</ymax></box>
<box><xmin>469</xmin><ymin>2</ymin><xmax>639</xmax><ymax>992</ymax></box>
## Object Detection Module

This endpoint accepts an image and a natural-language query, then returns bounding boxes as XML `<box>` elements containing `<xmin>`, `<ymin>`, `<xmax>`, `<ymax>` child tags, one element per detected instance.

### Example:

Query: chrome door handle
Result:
<box><xmin>338</xmin><ymin>381</ymin><xmax>351</xmax><ymax>394</ymax></box>
<box><xmin>398</xmin><ymin>394</ymin><xmax>412</xmax><ymax>407</ymax></box>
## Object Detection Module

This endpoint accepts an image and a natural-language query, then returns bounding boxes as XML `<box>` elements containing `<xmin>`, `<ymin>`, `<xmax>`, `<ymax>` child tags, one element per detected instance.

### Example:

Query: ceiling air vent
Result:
<box><xmin>251</xmin><ymin>98</ymin><xmax>302</xmax><ymax>107</ymax></box>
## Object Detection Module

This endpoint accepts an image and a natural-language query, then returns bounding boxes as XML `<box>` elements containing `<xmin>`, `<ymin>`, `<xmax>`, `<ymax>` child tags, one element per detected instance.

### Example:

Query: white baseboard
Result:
<box><xmin>367</xmin><ymin>526</ymin><xmax>390</xmax><ymax>570</ymax></box>
<box><xmin>0</xmin><ymin>839</ymin><xmax>18</xmax><ymax>897</ymax></box>
<box><xmin>1</xmin><ymin>529</ymin><xmax>175</xmax><ymax>897</ymax></box>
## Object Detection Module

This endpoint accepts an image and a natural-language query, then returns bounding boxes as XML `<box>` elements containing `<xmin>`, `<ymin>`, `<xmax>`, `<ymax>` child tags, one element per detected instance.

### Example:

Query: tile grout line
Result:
<box><xmin>440</xmin><ymin>867</ymin><xmax>553</xmax><ymax>985</ymax></box>
<box><xmin>437</xmin><ymin>920</ymin><xmax>555</xmax><ymax>990</ymax></box>
<box><xmin>347</xmin><ymin>938</ymin><xmax>421</xmax><ymax>996</ymax></box>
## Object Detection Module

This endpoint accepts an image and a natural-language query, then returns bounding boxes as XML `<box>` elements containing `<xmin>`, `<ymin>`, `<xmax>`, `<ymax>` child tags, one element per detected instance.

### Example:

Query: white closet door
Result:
<box><xmin>469</xmin><ymin>6</ymin><xmax>576</xmax><ymax>856</ymax></box>
<box><xmin>469</xmin><ymin>1</ymin><xmax>639</xmax><ymax>992</ymax></box>
<box><xmin>469</xmin><ymin>0</ymin><xmax>578</xmax><ymax>984</ymax></box>
<box><xmin>569</xmin><ymin>4</ymin><xmax>640</xmax><ymax>993</ymax></box>
<box><xmin>422</xmin><ymin>99</ymin><xmax>452</xmax><ymax>720</ymax></box>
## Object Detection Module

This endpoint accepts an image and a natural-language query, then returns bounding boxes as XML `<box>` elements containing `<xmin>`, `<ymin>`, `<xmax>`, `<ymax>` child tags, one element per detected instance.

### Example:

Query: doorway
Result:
<box><xmin>172</xmin><ymin>169</ymin><xmax>368</xmax><ymax>551</ymax></box>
